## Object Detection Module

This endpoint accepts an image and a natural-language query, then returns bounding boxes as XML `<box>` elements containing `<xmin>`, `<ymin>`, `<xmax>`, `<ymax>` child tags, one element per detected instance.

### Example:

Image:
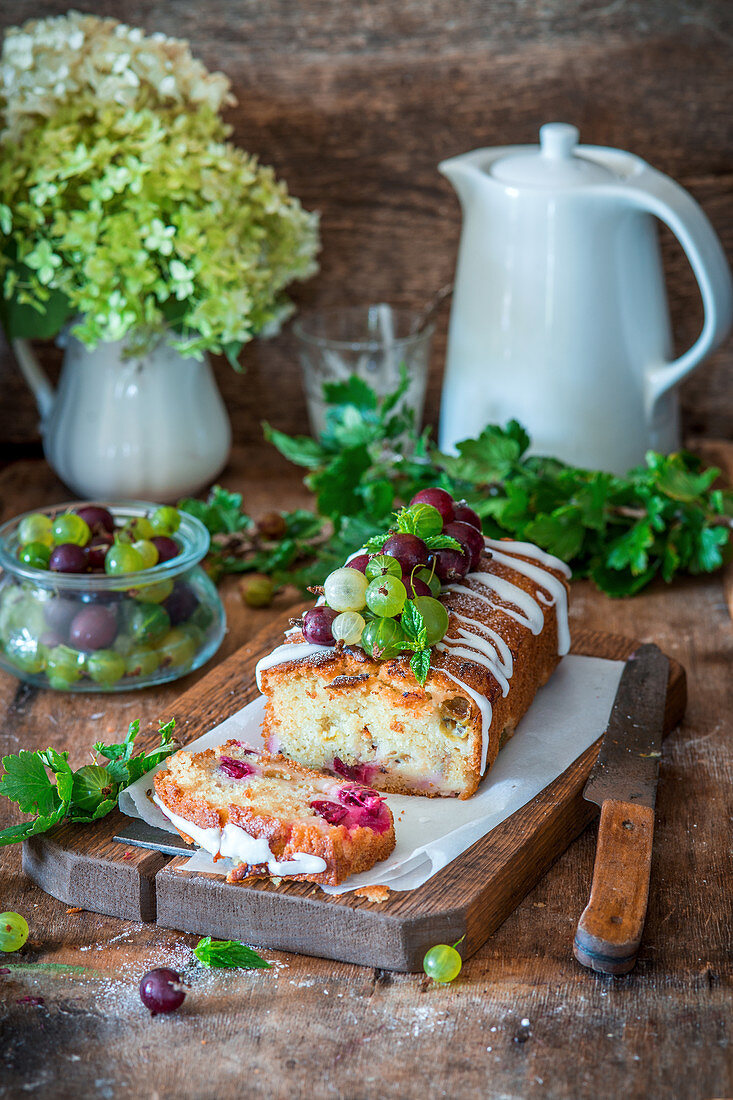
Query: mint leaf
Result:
<box><xmin>193</xmin><ymin>936</ymin><xmax>271</xmax><ymax>970</ymax></box>
<box><xmin>0</xmin><ymin>751</ymin><xmax>60</xmax><ymax>815</ymax></box>
<box><xmin>423</xmin><ymin>534</ymin><xmax>462</xmax><ymax>552</ymax></box>
<box><xmin>401</xmin><ymin>600</ymin><xmax>427</xmax><ymax>649</ymax></box>
<box><xmin>410</xmin><ymin>649</ymin><xmax>431</xmax><ymax>686</ymax></box>
<box><xmin>364</xmin><ymin>534</ymin><xmax>388</xmax><ymax>552</ymax></box>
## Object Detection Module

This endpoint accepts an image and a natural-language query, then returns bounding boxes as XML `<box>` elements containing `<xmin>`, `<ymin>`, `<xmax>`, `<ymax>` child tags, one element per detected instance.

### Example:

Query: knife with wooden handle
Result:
<box><xmin>574</xmin><ymin>643</ymin><xmax>669</xmax><ymax>976</ymax></box>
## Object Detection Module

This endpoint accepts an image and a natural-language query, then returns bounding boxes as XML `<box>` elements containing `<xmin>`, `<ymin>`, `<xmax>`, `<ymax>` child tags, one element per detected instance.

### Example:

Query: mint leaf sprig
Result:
<box><xmin>193</xmin><ymin>936</ymin><xmax>271</xmax><ymax>970</ymax></box>
<box><xmin>0</xmin><ymin>719</ymin><xmax>177</xmax><ymax>846</ymax></box>
<box><xmin>400</xmin><ymin>599</ymin><xmax>432</xmax><ymax>686</ymax></box>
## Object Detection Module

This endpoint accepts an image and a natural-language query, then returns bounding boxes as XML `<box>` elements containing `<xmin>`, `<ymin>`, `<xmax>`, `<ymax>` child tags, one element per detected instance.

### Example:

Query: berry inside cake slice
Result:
<box><xmin>153</xmin><ymin>739</ymin><xmax>395</xmax><ymax>886</ymax></box>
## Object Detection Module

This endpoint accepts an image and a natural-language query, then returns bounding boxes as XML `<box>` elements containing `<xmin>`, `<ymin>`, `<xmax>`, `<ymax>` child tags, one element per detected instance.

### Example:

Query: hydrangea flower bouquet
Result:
<box><xmin>0</xmin><ymin>11</ymin><xmax>319</xmax><ymax>359</ymax></box>
<box><xmin>0</xmin><ymin>13</ymin><xmax>321</xmax><ymax>499</ymax></box>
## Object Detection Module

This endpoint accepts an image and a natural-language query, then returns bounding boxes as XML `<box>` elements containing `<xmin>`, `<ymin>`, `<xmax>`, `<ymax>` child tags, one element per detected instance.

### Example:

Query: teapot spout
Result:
<box><xmin>439</xmin><ymin>150</ymin><xmax>491</xmax><ymax>208</ymax></box>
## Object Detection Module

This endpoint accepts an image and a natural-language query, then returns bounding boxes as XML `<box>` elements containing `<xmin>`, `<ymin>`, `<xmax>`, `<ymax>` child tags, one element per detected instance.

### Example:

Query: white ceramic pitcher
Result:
<box><xmin>13</xmin><ymin>329</ymin><xmax>231</xmax><ymax>502</ymax></box>
<box><xmin>439</xmin><ymin>123</ymin><xmax>733</xmax><ymax>473</ymax></box>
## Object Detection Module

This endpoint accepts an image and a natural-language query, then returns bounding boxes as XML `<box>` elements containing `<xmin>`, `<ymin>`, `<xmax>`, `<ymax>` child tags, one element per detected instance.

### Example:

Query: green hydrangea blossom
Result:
<box><xmin>0</xmin><ymin>13</ymin><xmax>320</xmax><ymax>362</ymax></box>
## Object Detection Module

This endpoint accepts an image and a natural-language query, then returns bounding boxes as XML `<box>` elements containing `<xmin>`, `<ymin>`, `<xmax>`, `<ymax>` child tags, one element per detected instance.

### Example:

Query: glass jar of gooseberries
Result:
<box><xmin>0</xmin><ymin>501</ymin><xmax>225</xmax><ymax>692</ymax></box>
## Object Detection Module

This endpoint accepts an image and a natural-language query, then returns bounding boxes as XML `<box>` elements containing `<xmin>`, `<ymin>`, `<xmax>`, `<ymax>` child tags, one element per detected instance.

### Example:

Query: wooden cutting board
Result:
<box><xmin>22</xmin><ymin>619</ymin><xmax>686</xmax><ymax>972</ymax></box>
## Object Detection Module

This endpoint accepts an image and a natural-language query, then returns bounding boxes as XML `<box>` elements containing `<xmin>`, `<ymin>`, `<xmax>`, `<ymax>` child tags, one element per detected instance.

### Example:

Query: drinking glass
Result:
<box><xmin>293</xmin><ymin>305</ymin><xmax>433</xmax><ymax>437</ymax></box>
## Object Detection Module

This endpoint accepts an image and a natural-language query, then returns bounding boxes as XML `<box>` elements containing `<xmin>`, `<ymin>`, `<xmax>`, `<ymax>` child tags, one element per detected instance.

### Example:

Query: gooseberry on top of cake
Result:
<box><xmin>299</xmin><ymin>488</ymin><xmax>480</xmax><ymax>668</ymax></box>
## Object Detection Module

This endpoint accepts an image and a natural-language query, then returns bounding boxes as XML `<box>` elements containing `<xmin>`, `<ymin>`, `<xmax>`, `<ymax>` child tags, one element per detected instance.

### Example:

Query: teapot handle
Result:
<box><xmin>619</xmin><ymin>168</ymin><xmax>733</xmax><ymax>417</ymax></box>
<box><xmin>12</xmin><ymin>338</ymin><xmax>56</xmax><ymax>424</ymax></box>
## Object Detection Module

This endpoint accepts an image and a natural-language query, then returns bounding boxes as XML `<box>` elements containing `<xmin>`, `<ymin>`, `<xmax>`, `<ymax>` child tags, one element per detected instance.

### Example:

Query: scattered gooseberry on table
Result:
<box><xmin>0</xmin><ymin>912</ymin><xmax>29</xmax><ymax>953</ymax></box>
<box><xmin>423</xmin><ymin>941</ymin><xmax>463</xmax><ymax>983</ymax></box>
<box><xmin>139</xmin><ymin>967</ymin><xmax>187</xmax><ymax>1016</ymax></box>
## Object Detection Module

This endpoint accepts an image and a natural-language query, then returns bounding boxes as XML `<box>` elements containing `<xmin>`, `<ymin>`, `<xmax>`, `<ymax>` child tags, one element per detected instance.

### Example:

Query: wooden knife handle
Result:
<box><xmin>573</xmin><ymin>799</ymin><xmax>655</xmax><ymax>975</ymax></box>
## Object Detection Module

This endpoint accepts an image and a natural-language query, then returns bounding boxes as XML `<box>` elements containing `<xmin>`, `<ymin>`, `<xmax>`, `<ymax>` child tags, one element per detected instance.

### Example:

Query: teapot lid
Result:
<box><xmin>490</xmin><ymin>123</ymin><xmax>616</xmax><ymax>188</ymax></box>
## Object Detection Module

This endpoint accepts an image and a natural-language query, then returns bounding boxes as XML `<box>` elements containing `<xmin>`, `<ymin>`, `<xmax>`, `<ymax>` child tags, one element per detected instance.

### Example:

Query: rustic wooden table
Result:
<box><xmin>0</xmin><ymin>453</ymin><xmax>730</xmax><ymax>1100</ymax></box>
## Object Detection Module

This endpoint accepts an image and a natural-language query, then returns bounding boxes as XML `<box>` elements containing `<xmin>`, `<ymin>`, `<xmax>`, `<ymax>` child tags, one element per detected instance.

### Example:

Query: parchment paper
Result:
<box><xmin>119</xmin><ymin>654</ymin><xmax>623</xmax><ymax>894</ymax></box>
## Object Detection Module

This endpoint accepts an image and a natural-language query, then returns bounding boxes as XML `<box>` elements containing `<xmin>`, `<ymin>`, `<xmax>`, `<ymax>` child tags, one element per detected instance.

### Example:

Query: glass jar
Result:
<box><xmin>0</xmin><ymin>501</ymin><xmax>226</xmax><ymax>692</ymax></box>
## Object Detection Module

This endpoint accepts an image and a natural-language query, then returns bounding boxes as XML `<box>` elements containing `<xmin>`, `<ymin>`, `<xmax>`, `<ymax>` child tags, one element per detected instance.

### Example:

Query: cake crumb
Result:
<box><xmin>355</xmin><ymin>884</ymin><xmax>390</xmax><ymax>904</ymax></box>
<box><xmin>65</xmin><ymin>906</ymin><xmax>83</xmax><ymax>914</ymax></box>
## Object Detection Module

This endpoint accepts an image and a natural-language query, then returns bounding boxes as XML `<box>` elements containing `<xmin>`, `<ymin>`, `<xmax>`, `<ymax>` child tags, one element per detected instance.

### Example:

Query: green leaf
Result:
<box><xmin>68</xmin><ymin>798</ymin><xmax>118</xmax><ymax>825</ymax></box>
<box><xmin>310</xmin><ymin>445</ymin><xmax>372</xmax><ymax>518</ymax></box>
<box><xmin>652</xmin><ymin>453</ymin><xmax>719</xmax><ymax>502</ymax></box>
<box><xmin>0</xmin><ymin>258</ymin><xmax>73</xmax><ymax>340</ymax></box>
<box><xmin>379</xmin><ymin>363</ymin><xmax>410</xmax><ymax>417</ymax></box>
<box><xmin>590</xmin><ymin>560</ymin><xmax>658</xmax><ymax>597</ymax></box>
<box><xmin>364</xmin><ymin>534</ymin><xmax>388</xmax><ymax>552</ymax></box>
<box><xmin>0</xmin><ymin>801</ymin><xmax>69</xmax><ymax>847</ymax></box>
<box><xmin>423</xmin><ymin>534</ymin><xmax>462</xmax><ymax>552</ymax></box>
<box><xmin>358</xmin><ymin>479</ymin><xmax>394</xmax><ymax>519</ymax></box>
<box><xmin>193</xmin><ymin>936</ymin><xmax>272</xmax><ymax>969</ymax></box>
<box><xmin>606</xmin><ymin>520</ymin><xmax>655</xmax><ymax>575</ymax></box>
<box><xmin>223</xmin><ymin>340</ymin><xmax>244</xmax><ymax>371</ymax></box>
<box><xmin>437</xmin><ymin>421</ymin><xmax>530</xmax><ymax>484</ymax></box>
<box><xmin>0</xmin><ymin>751</ymin><xmax>60</xmax><ymax>816</ymax></box>
<box><xmin>689</xmin><ymin>525</ymin><xmax>729</xmax><ymax>574</ymax></box>
<box><xmin>262</xmin><ymin>423</ymin><xmax>326</xmax><ymax>469</ymax></box>
<box><xmin>401</xmin><ymin>600</ymin><xmax>428</xmax><ymax>649</ymax></box>
<box><xmin>523</xmin><ymin>507</ymin><xmax>586</xmax><ymax>561</ymax></box>
<box><xmin>410</xmin><ymin>649</ymin><xmax>431</xmax><ymax>686</ymax></box>
<box><xmin>322</xmin><ymin>376</ymin><xmax>378</xmax><ymax>413</ymax></box>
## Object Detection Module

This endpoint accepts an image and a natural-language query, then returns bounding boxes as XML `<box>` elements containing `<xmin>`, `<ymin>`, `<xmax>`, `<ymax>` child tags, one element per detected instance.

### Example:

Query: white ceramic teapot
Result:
<box><xmin>438</xmin><ymin>123</ymin><xmax>733</xmax><ymax>473</ymax></box>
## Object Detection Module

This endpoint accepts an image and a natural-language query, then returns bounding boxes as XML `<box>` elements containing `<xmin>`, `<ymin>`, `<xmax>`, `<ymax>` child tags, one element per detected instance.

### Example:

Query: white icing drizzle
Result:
<box><xmin>450</xmin><ymin>612</ymin><xmax>514</xmax><ymax>677</ymax></box>
<box><xmin>153</xmin><ymin>795</ymin><xmax>327</xmax><ymax>876</ymax></box>
<box><xmin>438</xmin><ymin>630</ymin><xmax>510</xmax><ymax>696</ymax></box>
<box><xmin>483</xmin><ymin>543</ymin><xmax>571</xmax><ymax>655</ymax></box>
<box><xmin>437</xmin><ymin>539</ymin><xmax>571</xmax><ymax>773</ymax></box>
<box><xmin>256</xmin><ymin>642</ymin><xmax>335</xmax><ymax>690</ymax></box>
<box><xmin>447</xmin><ymin>577</ymin><xmax>544</xmax><ymax>636</ymax></box>
<box><xmin>483</xmin><ymin>537</ymin><xmax>572</xmax><ymax>578</ymax></box>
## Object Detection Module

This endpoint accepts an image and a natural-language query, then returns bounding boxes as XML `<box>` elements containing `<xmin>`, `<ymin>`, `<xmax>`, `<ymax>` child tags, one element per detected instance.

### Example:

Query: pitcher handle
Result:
<box><xmin>12</xmin><ymin>338</ymin><xmax>56</xmax><ymax>424</ymax></box>
<box><xmin>619</xmin><ymin>167</ymin><xmax>733</xmax><ymax>417</ymax></box>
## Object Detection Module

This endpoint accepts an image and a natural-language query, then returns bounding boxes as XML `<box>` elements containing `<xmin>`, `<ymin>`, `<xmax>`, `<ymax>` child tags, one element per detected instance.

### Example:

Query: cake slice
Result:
<box><xmin>153</xmin><ymin>739</ymin><xmax>395</xmax><ymax>886</ymax></box>
<box><xmin>257</xmin><ymin>536</ymin><xmax>571</xmax><ymax>800</ymax></box>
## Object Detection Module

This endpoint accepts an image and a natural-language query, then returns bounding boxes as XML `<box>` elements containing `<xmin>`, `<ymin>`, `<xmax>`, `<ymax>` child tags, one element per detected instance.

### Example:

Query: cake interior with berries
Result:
<box><xmin>257</xmin><ymin>487</ymin><xmax>571</xmax><ymax>800</ymax></box>
<box><xmin>153</xmin><ymin>739</ymin><xmax>395</xmax><ymax>886</ymax></box>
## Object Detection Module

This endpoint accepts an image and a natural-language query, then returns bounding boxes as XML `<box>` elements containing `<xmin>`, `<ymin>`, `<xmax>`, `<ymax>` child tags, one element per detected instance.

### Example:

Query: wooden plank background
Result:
<box><xmin>0</xmin><ymin>0</ymin><xmax>731</xmax><ymax>460</ymax></box>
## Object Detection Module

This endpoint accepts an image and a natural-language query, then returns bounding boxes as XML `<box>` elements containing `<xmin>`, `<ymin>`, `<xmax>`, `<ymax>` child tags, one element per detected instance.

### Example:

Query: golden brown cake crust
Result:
<box><xmin>259</xmin><ymin>543</ymin><xmax>569</xmax><ymax>798</ymax></box>
<box><xmin>153</xmin><ymin>741</ymin><xmax>396</xmax><ymax>886</ymax></box>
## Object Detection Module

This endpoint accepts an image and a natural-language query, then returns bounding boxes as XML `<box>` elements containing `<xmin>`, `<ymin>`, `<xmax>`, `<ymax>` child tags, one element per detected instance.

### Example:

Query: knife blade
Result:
<box><xmin>574</xmin><ymin>643</ymin><xmax>670</xmax><ymax>976</ymax></box>
<box><xmin>113</xmin><ymin>818</ymin><xmax>196</xmax><ymax>858</ymax></box>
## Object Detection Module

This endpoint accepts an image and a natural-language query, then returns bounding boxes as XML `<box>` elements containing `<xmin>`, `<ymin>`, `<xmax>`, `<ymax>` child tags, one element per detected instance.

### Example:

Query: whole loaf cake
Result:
<box><xmin>257</xmin><ymin>489</ymin><xmax>571</xmax><ymax>800</ymax></box>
